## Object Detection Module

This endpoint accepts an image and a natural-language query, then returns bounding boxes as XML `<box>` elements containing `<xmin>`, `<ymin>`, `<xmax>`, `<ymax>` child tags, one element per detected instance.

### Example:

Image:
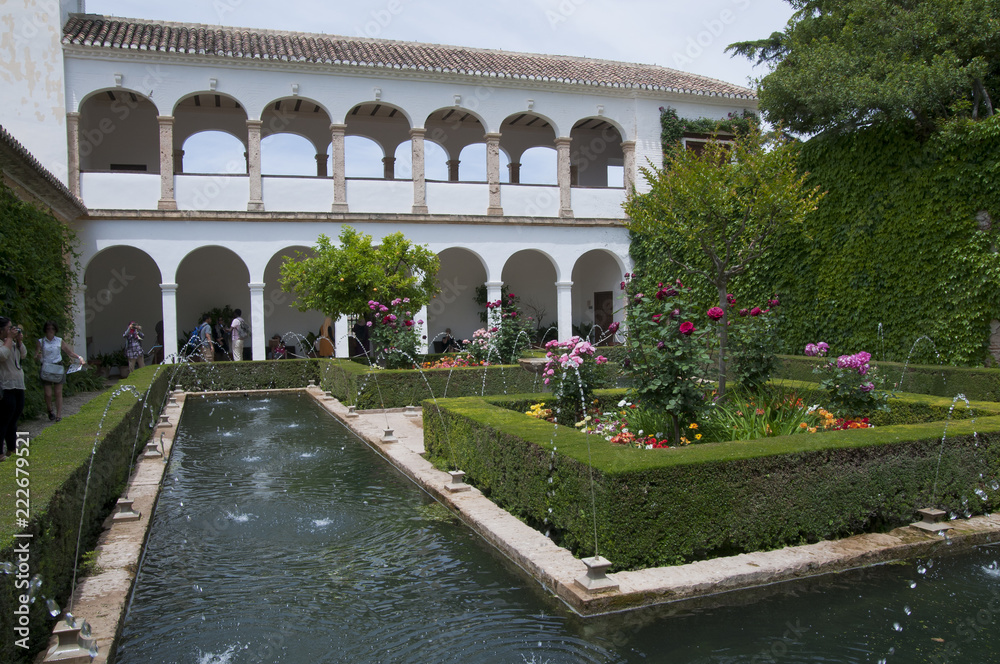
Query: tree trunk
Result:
<box><xmin>716</xmin><ymin>283</ymin><xmax>729</xmax><ymax>398</ymax></box>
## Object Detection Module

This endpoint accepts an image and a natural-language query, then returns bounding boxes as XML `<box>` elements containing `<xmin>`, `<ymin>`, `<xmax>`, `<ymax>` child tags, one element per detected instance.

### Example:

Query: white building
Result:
<box><xmin>2</xmin><ymin>0</ymin><xmax>756</xmax><ymax>361</ymax></box>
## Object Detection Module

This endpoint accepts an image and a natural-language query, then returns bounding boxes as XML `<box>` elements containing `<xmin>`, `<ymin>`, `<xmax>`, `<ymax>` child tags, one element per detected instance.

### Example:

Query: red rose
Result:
<box><xmin>707</xmin><ymin>307</ymin><xmax>725</xmax><ymax>320</ymax></box>
<box><xmin>679</xmin><ymin>321</ymin><xmax>695</xmax><ymax>335</ymax></box>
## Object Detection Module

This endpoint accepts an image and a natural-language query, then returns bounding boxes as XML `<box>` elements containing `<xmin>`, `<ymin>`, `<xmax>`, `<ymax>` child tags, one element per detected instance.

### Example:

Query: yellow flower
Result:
<box><xmin>808</xmin><ymin>427</ymin><xmax>817</xmax><ymax>433</ymax></box>
<box><xmin>695</xmin><ymin>433</ymin><xmax>702</xmax><ymax>440</ymax></box>
<box><xmin>688</xmin><ymin>423</ymin><xmax>698</xmax><ymax>430</ymax></box>
<box><xmin>799</xmin><ymin>422</ymin><xmax>808</xmax><ymax>429</ymax></box>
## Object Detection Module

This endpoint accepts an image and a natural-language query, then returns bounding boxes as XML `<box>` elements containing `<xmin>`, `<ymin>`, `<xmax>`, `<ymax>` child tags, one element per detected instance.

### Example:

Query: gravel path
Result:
<box><xmin>18</xmin><ymin>380</ymin><xmax>119</xmax><ymax>441</ymax></box>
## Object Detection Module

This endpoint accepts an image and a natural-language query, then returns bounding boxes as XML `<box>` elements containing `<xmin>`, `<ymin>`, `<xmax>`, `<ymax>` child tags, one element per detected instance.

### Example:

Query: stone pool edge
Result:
<box><xmin>307</xmin><ymin>387</ymin><xmax>1000</xmax><ymax>617</ymax></box>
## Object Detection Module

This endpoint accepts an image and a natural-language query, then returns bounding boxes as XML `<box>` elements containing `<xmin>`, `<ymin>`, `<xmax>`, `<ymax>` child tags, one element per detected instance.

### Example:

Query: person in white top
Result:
<box><xmin>35</xmin><ymin>320</ymin><xmax>84</xmax><ymax>422</ymax></box>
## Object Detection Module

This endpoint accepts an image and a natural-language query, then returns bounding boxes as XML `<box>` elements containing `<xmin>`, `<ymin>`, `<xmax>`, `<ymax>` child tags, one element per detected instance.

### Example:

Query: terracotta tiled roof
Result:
<box><xmin>0</xmin><ymin>124</ymin><xmax>87</xmax><ymax>218</ymax></box>
<box><xmin>62</xmin><ymin>15</ymin><xmax>756</xmax><ymax>100</ymax></box>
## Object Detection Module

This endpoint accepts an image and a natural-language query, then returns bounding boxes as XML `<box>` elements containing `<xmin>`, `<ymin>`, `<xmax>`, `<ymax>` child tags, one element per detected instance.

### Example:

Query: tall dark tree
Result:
<box><xmin>728</xmin><ymin>0</ymin><xmax>1000</xmax><ymax>134</ymax></box>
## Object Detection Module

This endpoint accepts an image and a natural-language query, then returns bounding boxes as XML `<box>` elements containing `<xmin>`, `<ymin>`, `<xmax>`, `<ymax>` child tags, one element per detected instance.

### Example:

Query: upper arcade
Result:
<box><xmin>61</xmin><ymin>14</ymin><xmax>756</xmax><ymax>218</ymax></box>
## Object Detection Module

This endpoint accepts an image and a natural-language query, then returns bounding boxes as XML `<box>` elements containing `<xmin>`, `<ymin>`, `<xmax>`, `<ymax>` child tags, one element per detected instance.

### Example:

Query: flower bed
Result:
<box><xmin>423</xmin><ymin>388</ymin><xmax>1000</xmax><ymax>571</ymax></box>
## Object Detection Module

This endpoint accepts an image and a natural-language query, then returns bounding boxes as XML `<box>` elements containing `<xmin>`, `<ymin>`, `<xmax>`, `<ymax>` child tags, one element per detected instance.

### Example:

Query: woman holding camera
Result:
<box><xmin>36</xmin><ymin>320</ymin><xmax>84</xmax><ymax>422</ymax></box>
<box><xmin>123</xmin><ymin>321</ymin><xmax>144</xmax><ymax>370</ymax></box>
<box><xmin>0</xmin><ymin>317</ymin><xmax>27</xmax><ymax>460</ymax></box>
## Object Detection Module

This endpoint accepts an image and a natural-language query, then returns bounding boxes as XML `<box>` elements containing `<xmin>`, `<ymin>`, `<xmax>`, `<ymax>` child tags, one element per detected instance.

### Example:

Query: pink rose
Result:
<box><xmin>707</xmin><ymin>307</ymin><xmax>725</xmax><ymax>320</ymax></box>
<box><xmin>679</xmin><ymin>321</ymin><xmax>695</xmax><ymax>335</ymax></box>
<box><xmin>750</xmin><ymin>307</ymin><xmax>762</xmax><ymax>317</ymax></box>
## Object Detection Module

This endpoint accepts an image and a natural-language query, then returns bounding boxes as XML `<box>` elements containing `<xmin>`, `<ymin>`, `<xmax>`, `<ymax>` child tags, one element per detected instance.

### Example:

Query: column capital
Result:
<box><xmin>246</xmin><ymin>119</ymin><xmax>264</xmax><ymax>129</ymax></box>
<box><xmin>409</xmin><ymin>127</ymin><xmax>427</xmax><ymax>138</ymax></box>
<box><xmin>554</xmin><ymin>136</ymin><xmax>573</xmax><ymax>148</ymax></box>
<box><xmin>555</xmin><ymin>280</ymin><xmax>574</xmax><ymax>290</ymax></box>
<box><xmin>156</xmin><ymin>115</ymin><xmax>175</xmax><ymax>125</ymax></box>
<box><xmin>160</xmin><ymin>282</ymin><xmax>179</xmax><ymax>293</ymax></box>
<box><xmin>484</xmin><ymin>132</ymin><xmax>502</xmax><ymax>142</ymax></box>
<box><xmin>66</xmin><ymin>111</ymin><xmax>80</xmax><ymax>120</ymax></box>
<box><xmin>620</xmin><ymin>140</ymin><xmax>636</xmax><ymax>150</ymax></box>
<box><xmin>485</xmin><ymin>280</ymin><xmax>504</xmax><ymax>288</ymax></box>
<box><xmin>248</xmin><ymin>282</ymin><xmax>266</xmax><ymax>292</ymax></box>
<box><xmin>330</xmin><ymin>123</ymin><xmax>348</xmax><ymax>135</ymax></box>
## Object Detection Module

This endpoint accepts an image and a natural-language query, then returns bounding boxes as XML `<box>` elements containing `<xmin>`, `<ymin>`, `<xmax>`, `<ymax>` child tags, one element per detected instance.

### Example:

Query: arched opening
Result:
<box><xmin>264</xmin><ymin>247</ymin><xmax>325</xmax><ymax>358</ymax></box>
<box><xmin>77</xmin><ymin>90</ymin><xmax>159</xmax><ymax>173</ymax></box>
<box><xmin>174</xmin><ymin>92</ymin><xmax>249</xmax><ymax>174</ymax></box>
<box><xmin>424</xmin><ymin>108</ymin><xmax>487</xmax><ymax>182</ymax></box>
<box><xmin>570</xmin><ymin>118</ymin><xmax>625</xmax><ymax>188</ymax></box>
<box><xmin>571</xmin><ymin>250</ymin><xmax>625</xmax><ymax>344</ymax></box>
<box><xmin>176</xmin><ymin>246</ymin><xmax>250</xmax><ymax>360</ymax></box>
<box><xmin>345</xmin><ymin>103</ymin><xmax>411</xmax><ymax>179</ymax></box>
<box><xmin>427</xmin><ymin>248</ymin><xmax>488</xmax><ymax>347</ymax></box>
<box><xmin>261</xmin><ymin>97</ymin><xmax>332</xmax><ymax>176</ymax></box>
<box><xmin>500</xmin><ymin>113</ymin><xmax>557</xmax><ymax>185</ymax></box>
<box><xmin>84</xmin><ymin>247</ymin><xmax>162</xmax><ymax>358</ymax></box>
<box><xmin>501</xmin><ymin>250</ymin><xmax>558</xmax><ymax>343</ymax></box>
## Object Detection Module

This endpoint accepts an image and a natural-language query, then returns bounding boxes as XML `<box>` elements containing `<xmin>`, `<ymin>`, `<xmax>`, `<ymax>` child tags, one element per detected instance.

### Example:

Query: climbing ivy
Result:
<box><xmin>659</xmin><ymin>106</ymin><xmax>759</xmax><ymax>160</ymax></box>
<box><xmin>0</xmin><ymin>181</ymin><xmax>79</xmax><ymax>338</ymax></box>
<box><xmin>636</xmin><ymin>115</ymin><xmax>1000</xmax><ymax>366</ymax></box>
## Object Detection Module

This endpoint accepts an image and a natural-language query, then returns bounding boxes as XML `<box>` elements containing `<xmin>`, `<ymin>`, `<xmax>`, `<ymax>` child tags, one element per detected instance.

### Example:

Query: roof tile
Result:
<box><xmin>62</xmin><ymin>16</ymin><xmax>755</xmax><ymax>99</ymax></box>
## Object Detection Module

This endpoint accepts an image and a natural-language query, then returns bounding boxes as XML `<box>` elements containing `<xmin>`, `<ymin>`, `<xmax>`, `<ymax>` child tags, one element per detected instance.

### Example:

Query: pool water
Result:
<box><xmin>115</xmin><ymin>393</ymin><xmax>1000</xmax><ymax>663</ymax></box>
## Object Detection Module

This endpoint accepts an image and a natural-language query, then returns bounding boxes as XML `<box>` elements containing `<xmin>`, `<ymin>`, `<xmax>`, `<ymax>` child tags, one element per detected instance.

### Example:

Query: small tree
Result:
<box><xmin>623</xmin><ymin>125</ymin><xmax>823</xmax><ymax>397</ymax></box>
<box><xmin>279</xmin><ymin>227</ymin><xmax>440</xmax><ymax>320</ymax></box>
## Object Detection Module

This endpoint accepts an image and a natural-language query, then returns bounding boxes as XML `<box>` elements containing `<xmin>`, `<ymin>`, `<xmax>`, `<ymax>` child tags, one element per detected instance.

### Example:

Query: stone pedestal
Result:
<box><xmin>575</xmin><ymin>556</ymin><xmax>619</xmax><ymax>593</ymax></box>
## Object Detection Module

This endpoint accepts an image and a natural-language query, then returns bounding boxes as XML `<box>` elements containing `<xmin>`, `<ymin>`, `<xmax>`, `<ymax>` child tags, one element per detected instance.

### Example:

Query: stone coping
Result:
<box><xmin>45</xmin><ymin>387</ymin><xmax>1000</xmax><ymax>661</ymax></box>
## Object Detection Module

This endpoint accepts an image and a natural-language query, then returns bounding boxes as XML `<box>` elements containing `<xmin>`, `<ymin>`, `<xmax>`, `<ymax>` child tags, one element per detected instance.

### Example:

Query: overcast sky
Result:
<box><xmin>84</xmin><ymin>0</ymin><xmax>793</xmax><ymax>90</ymax></box>
<box><xmin>81</xmin><ymin>1</ymin><xmax>795</xmax><ymax>178</ymax></box>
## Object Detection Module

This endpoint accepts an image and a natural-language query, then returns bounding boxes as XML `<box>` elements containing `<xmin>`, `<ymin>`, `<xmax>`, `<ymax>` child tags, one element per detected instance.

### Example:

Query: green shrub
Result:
<box><xmin>423</xmin><ymin>390</ymin><xmax>1000</xmax><ymax>572</ymax></box>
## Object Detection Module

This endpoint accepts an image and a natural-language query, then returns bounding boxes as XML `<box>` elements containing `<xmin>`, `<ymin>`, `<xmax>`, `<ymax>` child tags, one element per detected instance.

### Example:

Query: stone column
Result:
<box><xmin>485</xmin><ymin>132</ymin><xmax>503</xmax><ymax>215</ymax></box>
<box><xmin>330</xmin><ymin>123</ymin><xmax>348</xmax><ymax>212</ymax></box>
<box><xmin>157</xmin><ymin>116</ymin><xmax>177</xmax><ymax>210</ymax></box>
<box><xmin>417</xmin><ymin>305</ymin><xmax>429</xmax><ymax>354</ymax></box>
<box><xmin>556</xmin><ymin>280</ymin><xmax>573</xmax><ymax>341</ymax></box>
<box><xmin>315</xmin><ymin>153</ymin><xmax>328</xmax><ymax>177</ymax></box>
<box><xmin>246</xmin><ymin>120</ymin><xmax>264</xmax><ymax>211</ymax></box>
<box><xmin>555</xmin><ymin>137</ymin><xmax>573</xmax><ymax>218</ymax></box>
<box><xmin>160</xmin><ymin>283</ymin><xmax>178</xmax><ymax>362</ymax></box>
<box><xmin>72</xmin><ymin>283</ymin><xmax>87</xmax><ymax>361</ymax></box>
<box><xmin>335</xmin><ymin>315</ymin><xmax>351</xmax><ymax>358</ymax></box>
<box><xmin>621</xmin><ymin>140</ymin><xmax>636</xmax><ymax>191</ymax></box>
<box><xmin>447</xmin><ymin>159</ymin><xmax>460</xmax><ymax>182</ymax></box>
<box><xmin>485</xmin><ymin>280</ymin><xmax>503</xmax><ymax>329</ymax></box>
<box><xmin>173</xmin><ymin>149</ymin><xmax>184</xmax><ymax>174</ymax></box>
<box><xmin>410</xmin><ymin>128</ymin><xmax>429</xmax><ymax>214</ymax></box>
<box><xmin>66</xmin><ymin>112</ymin><xmax>81</xmax><ymax>198</ymax></box>
<box><xmin>382</xmin><ymin>156</ymin><xmax>396</xmax><ymax>180</ymax></box>
<box><xmin>507</xmin><ymin>161</ymin><xmax>521</xmax><ymax>184</ymax></box>
<box><xmin>249</xmin><ymin>282</ymin><xmax>265</xmax><ymax>360</ymax></box>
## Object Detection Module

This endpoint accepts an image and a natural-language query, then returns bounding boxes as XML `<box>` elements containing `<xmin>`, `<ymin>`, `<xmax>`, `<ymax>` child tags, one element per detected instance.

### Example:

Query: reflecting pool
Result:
<box><xmin>116</xmin><ymin>393</ymin><xmax>1000</xmax><ymax>663</ymax></box>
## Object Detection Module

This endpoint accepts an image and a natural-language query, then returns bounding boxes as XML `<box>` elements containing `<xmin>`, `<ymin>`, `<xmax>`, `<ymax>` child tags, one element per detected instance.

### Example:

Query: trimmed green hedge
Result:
<box><xmin>171</xmin><ymin>358</ymin><xmax>321</xmax><ymax>391</ymax></box>
<box><xmin>423</xmin><ymin>390</ymin><xmax>1000</xmax><ymax>572</ymax></box>
<box><xmin>776</xmin><ymin>355</ymin><xmax>1000</xmax><ymax>402</ymax></box>
<box><xmin>321</xmin><ymin>360</ymin><xmax>550</xmax><ymax>409</ymax></box>
<box><xmin>0</xmin><ymin>365</ymin><xmax>169</xmax><ymax>662</ymax></box>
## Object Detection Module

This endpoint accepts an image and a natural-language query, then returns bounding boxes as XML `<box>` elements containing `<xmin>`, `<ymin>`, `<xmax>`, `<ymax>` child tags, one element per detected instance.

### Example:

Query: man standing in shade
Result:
<box><xmin>227</xmin><ymin>309</ymin><xmax>248</xmax><ymax>361</ymax></box>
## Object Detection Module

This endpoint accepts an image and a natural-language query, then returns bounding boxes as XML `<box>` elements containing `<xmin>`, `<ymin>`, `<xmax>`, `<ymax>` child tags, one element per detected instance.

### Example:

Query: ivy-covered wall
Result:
<box><xmin>635</xmin><ymin>115</ymin><xmax>1000</xmax><ymax>366</ymax></box>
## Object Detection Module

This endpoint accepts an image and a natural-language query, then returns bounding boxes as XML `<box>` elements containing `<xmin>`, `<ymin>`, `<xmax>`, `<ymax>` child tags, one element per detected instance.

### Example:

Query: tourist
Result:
<box><xmin>36</xmin><ymin>320</ymin><xmax>85</xmax><ymax>422</ymax></box>
<box><xmin>0</xmin><ymin>317</ymin><xmax>26</xmax><ymax>460</ymax></box>
<box><xmin>123</xmin><ymin>321</ymin><xmax>145</xmax><ymax>371</ymax></box>
<box><xmin>198</xmin><ymin>315</ymin><xmax>214</xmax><ymax>362</ymax></box>
<box><xmin>442</xmin><ymin>328</ymin><xmax>462</xmax><ymax>352</ymax></box>
<box><xmin>226</xmin><ymin>309</ymin><xmax>248</xmax><ymax>361</ymax></box>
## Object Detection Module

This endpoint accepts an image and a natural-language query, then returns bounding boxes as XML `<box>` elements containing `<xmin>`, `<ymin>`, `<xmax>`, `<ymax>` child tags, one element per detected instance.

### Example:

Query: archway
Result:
<box><xmin>84</xmin><ymin>246</ymin><xmax>162</xmax><ymax>357</ymax></box>
<box><xmin>571</xmin><ymin>250</ymin><xmax>625</xmax><ymax>344</ymax></box>
<box><xmin>77</xmin><ymin>90</ymin><xmax>159</xmax><ymax>173</ymax></box>
<box><xmin>427</xmin><ymin>248</ymin><xmax>488</xmax><ymax>347</ymax></box>
<box><xmin>175</xmin><ymin>246</ymin><xmax>250</xmax><ymax>359</ymax></box>
<box><xmin>263</xmin><ymin>247</ymin><xmax>325</xmax><ymax>357</ymax></box>
<box><xmin>501</xmin><ymin>250</ymin><xmax>558</xmax><ymax>341</ymax></box>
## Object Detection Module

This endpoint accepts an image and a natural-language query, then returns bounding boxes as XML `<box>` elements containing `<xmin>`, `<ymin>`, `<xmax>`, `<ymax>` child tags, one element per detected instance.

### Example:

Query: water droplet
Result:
<box><xmin>904</xmin><ymin>605</ymin><xmax>912</xmax><ymax>615</ymax></box>
<box><xmin>79</xmin><ymin>620</ymin><xmax>92</xmax><ymax>638</ymax></box>
<box><xmin>64</xmin><ymin>612</ymin><xmax>75</xmax><ymax>628</ymax></box>
<box><xmin>87</xmin><ymin>639</ymin><xmax>99</xmax><ymax>658</ymax></box>
<box><xmin>186</xmin><ymin>515</ymin><xmax>191</xmax><ymax>521</ymax></box>
<box><xmin>28</xmin><ymin>574</ymin><xmax>43</xmax><ymax>602</ymax></box>
<box><xmin>46</xmin><ymin>598</ymin><xmax>60</xmax><ymax>617</ymax></box>
<box><xmin>909</xmin><ymin>581</ymin><xmax>917</xmax><ymax>589</ymax></box>
<box><xmin>917</xmin><ymin>566</ymin><xmax>927</xmax><ymax>575</ymax></box>
<box><xmin>893</xmin><ymin>622</ymin><xmax>903</xmax><ymax>632</ymax></box>
<box><xmin>0</xmin><ymin>561</ymin><xmax>14</xmax><ymax>575</ymax></box>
